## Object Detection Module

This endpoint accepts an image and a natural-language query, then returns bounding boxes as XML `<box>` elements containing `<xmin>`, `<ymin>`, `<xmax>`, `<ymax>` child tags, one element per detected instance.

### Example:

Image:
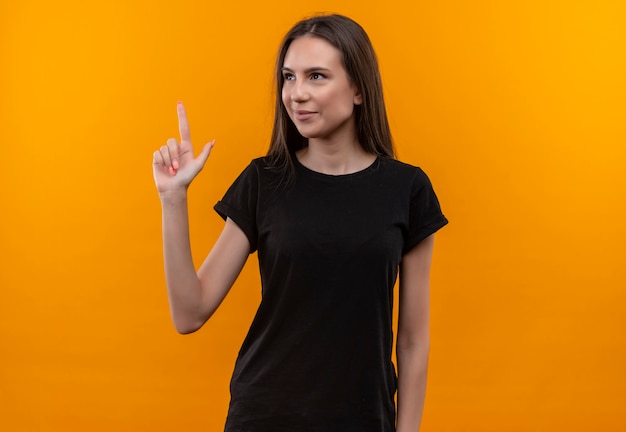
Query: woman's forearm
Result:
<box><xmin>396</xmin><ymin>341</ymin><xmax>430</xmax><ymax>432</ymax></box>
<box><xmin>160</xmin><ymin>190</ymin><xmax>204</xmax><ymax>333</ymax></box>
<box><xmin>396</xmin><ymin>235</ymin><xmax>435</xmax><ymax>431</ymax></box>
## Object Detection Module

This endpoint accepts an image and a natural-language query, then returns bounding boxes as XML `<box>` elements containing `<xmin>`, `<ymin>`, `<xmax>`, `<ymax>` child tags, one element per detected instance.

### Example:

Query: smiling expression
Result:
<box><xmin>281</xmin><ymin>36</ymin><xmax>363</xmax><ymax>144</ymax></box>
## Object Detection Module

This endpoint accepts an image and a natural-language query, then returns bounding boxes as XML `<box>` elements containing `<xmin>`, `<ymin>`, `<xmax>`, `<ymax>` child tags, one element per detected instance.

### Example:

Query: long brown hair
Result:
<box><xmin>267</xmin><ymin>14</ymin><xmax>395</xmax><ymax>179</ymax></box>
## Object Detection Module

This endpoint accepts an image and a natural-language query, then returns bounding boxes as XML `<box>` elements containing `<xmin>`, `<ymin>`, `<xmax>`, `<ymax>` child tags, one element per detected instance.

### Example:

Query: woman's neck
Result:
<box><xmin>296</xmin><ymin>138</ymin><xmax>376</xmax><ymax>176</ymax></box>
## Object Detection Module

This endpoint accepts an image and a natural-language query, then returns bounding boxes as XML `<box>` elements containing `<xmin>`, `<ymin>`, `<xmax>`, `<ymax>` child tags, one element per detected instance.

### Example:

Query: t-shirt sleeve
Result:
<box><xmin>214</xmin><ymin>161</ymin><xmax>259</xmax><ymax>253</ymax></box>
<box><xmin>403</xmin><ymin>168</ymin><xmax>449</xmax><ymax>254</ymax></box>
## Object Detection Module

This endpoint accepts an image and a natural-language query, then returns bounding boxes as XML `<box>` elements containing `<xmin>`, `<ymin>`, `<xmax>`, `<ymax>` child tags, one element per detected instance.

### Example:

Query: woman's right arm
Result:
<box><xmin>154</xmin><ymin>102</ymin><xmax>250</xmax><ymax>334</ymax></box>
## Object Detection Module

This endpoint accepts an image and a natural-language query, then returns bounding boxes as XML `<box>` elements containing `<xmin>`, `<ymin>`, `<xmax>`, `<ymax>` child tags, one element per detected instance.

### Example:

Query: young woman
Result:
<box><xmin>153</xmin><ymin>14</ymin><xmax>447</xmax><ymax>432</ymax></box>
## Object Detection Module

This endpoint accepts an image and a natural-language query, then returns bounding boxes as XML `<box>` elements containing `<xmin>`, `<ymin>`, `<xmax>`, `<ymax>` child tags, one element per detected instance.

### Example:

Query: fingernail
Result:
<box><xmin>173</xmin><ymin>160</ymin><xmax>179</xmax><ymax>169</ymax></box>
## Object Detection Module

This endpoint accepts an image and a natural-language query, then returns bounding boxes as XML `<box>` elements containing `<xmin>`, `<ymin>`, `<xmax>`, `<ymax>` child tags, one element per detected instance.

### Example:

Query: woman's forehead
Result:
<box><xmin>282</xmin><ymin>36</ymin><xmax>342</xmax><ymax>70</ymax></box>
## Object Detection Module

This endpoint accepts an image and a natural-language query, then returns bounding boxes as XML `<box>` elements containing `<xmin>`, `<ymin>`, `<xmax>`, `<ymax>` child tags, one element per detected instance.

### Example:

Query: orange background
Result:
<box><xmin>1</xmin><ymin>0</ymin><xmax>625</xmax><ymax>431</ymax></box>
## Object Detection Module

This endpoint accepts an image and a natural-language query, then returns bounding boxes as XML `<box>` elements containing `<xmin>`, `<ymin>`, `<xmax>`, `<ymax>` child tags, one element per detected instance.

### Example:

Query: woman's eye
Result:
<box><xmin>283</xmin><ymin>73</ymin><xmax>295</xmax><ymax>81</ymax></box>
<box><xmin>311</xmin><ymin>73</ymin><xmax>324</xmax><ymax>80</ymax></box>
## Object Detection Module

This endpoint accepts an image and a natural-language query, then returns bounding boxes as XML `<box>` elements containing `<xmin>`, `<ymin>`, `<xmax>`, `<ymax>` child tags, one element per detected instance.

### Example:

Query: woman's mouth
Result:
<box><xmin>294</xmin><ymin>110</ymin><xmax>316</xmax><ymax>121</ymax></box>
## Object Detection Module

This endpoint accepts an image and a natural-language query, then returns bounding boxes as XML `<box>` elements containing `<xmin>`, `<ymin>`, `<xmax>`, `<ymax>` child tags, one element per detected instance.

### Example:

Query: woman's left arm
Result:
<box><xmin>396</xmin><ymin>234</ymin><xmax>436</xmax><ymax>432</ymax></box>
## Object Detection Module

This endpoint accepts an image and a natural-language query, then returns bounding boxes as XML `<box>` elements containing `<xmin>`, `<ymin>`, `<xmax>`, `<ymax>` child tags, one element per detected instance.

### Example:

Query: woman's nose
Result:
<box><xmin>291</xmin><ymin>80</ymin><xmax>309</xmax><ymax>102</ymax></box>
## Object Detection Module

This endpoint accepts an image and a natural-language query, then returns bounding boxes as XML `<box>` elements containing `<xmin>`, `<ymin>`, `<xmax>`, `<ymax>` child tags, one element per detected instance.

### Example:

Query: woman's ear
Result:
<box><xmin>354</xmin><ymin>88</ymin><xmax>363</xmax><ymax>105</ymax></box>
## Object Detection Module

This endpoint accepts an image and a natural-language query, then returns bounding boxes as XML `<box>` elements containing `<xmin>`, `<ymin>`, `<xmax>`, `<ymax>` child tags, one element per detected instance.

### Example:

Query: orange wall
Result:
<box><xmin>1</xmin><ymin>1</ymin><xmax>625</xmax><ymax>431</ymax></box>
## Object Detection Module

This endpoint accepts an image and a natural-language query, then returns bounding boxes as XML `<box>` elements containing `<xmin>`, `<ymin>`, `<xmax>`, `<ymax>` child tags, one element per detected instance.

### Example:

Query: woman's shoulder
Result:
<box><xmin>235</xmin><ymin>156</ymin><xmax>275</xmax><ymax>175</ymax></box>
<box><xmin>377</xmin><ymin>157</ymin><xmax>437</xmax><ymax>191</ymax></box>
<box><xmin>248</xmin><ymin>156</ymin><xmax>284</xmax><ymax>177</ymax></box>
<box><xmin>241</xmin><ymin>156</ymin><xmax>288</xmax><ymax>189</ymax></box>
<box><xmin>378</xmin><ymin>156</ymin><xmax>427</xmax><ymax>177</ymax></box>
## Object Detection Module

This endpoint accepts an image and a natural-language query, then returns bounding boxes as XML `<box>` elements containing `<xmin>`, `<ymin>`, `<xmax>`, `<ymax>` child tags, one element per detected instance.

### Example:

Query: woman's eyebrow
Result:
<box><xmin>281</xmin><ymin>66</ymin><xmax>332</xmax><ymax>73</ymax></box>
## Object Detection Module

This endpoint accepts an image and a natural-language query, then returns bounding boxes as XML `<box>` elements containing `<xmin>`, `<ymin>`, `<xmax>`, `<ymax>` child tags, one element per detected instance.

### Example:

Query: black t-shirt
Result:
<box><xmin>214</xmin><ymin>155</ymin><xmax>448</xmax><ymax>432</ymax></box>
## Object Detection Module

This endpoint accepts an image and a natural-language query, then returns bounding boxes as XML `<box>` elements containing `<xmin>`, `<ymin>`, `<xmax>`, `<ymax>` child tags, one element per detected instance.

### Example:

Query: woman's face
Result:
<box><xmin>281</xmin><ymin>36</ymin><xmax>362</xmax><ymax>142</ymax></box>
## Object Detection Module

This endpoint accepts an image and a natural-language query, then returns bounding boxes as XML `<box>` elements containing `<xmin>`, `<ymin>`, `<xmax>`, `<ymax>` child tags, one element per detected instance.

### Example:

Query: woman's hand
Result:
<box><xmin>153</xmin><ymin>102</ymin><xmax>214</xmax><ymax>196</ymax></box>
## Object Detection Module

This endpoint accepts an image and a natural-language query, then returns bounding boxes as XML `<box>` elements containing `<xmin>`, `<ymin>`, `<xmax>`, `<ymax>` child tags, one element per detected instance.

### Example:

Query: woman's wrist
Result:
<box><xmin>159</xmin><ymin>188</ymin><xmax>188</xmax><ymax>206</ymax></box>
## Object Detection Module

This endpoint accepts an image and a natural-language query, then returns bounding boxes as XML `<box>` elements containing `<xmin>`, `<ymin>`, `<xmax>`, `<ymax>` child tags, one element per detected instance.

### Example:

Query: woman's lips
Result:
<box><xmin>294</xmin><ymin>110</ymin><xmax>316</xmax><ymax>121</ymax></box>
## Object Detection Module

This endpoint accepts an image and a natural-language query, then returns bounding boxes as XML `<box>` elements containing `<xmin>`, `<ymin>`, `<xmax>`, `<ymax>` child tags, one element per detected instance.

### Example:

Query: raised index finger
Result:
<box><xmin>177</xmin><ymin>101</ymin><xmax>191</xmax><ymax>142</ymax></box>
